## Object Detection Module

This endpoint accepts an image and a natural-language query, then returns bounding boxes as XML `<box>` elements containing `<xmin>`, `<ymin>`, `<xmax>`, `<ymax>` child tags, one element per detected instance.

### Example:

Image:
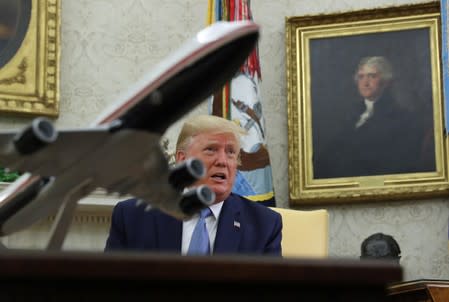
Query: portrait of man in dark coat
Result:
<box><xmin>313</xmin><ymin>56</ymin><xmax>435</xmax><ymax>178</ymax></box>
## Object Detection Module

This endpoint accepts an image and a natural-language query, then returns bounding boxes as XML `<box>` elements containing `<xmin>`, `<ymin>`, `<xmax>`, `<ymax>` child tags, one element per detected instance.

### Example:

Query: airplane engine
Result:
<box><xmin>168</xmin><ymin>158</ymin><xmax>214</xmax><ymax>216</ymax></box>
<box><xmin>180</xmin><ymin>185</ymin><xmax>215</xmax><ymax>216</ymax></box>
<box><xmin>169</xmin><ymin>158</ymin><xmax>205</xmax><ymax>190</ymax></box>
<box><xmin>13</xmin><ymin>117</ymin><xmax>58</xmax><ymax>155</ymax></box>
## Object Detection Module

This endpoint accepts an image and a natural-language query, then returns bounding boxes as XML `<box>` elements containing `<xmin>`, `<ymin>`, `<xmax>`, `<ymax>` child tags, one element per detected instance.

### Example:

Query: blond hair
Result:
<box><xmin>176</xmin><ymin>115</ymin><xmax>246</xmax><ymax>152</ymax></box>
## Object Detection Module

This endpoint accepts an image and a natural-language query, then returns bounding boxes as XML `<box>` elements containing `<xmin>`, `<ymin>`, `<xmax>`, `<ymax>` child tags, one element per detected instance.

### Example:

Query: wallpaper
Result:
<box><xmin>0</xmin><ymin>0</ymin><xmax>447</xmax><ymax>280</ymax></box>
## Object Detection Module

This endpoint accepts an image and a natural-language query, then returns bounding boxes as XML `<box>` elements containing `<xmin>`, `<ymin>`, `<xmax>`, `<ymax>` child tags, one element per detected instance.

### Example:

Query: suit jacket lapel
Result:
<box><xmin>214</xmin><ymin>194</ymin><xmax>242</xmax><ymax>254</ymax></box>
<box><xmin>154</xmin><ymin>211</ymin><xmax>182</xmax><ymax>252</ymax></box>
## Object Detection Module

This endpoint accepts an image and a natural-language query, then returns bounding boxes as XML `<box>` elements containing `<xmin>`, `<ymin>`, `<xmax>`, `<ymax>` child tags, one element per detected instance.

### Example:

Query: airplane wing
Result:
<box><xmin>0</xmin><ymin>120</ymin><xmax>111</xmax><ymax>176</ymax></box>
<box><xmin>0</xmin><ymin>122</ymin><xmax>208</xmax><ymax>236</ymax></box>
<box><xmin>0</xmin><ymin>20</ymin><xmax>260</xmax><ymax>239</ymax></box>
<box><xmin>0</xmin><ymin>125</ymin><xmax>112</xmax><ymax>234</ymax></box>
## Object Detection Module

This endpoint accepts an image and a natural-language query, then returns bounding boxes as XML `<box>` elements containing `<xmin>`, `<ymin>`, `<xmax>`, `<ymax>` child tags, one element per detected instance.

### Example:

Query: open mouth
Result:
<box><xmin>211</xmin><ymin>172</ymin><xmax>226</xmax><ymax>181</ymax></box>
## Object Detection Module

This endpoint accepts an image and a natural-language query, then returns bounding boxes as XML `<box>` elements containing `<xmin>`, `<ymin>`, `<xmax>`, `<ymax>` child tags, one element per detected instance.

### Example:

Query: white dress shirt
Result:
<box><xmin>355</xmin><ymin>99</ymin><xmax>376</xmax><ymax>128</ymax></box>
<box><xmin>181</xmin><ymin>201</ymin><xmax>224</xmax><ymax>255</ymax></box>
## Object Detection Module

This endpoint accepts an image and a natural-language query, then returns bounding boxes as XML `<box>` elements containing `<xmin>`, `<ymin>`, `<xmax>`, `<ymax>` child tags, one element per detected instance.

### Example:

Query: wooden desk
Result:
<box><xmin>388</xmin><ymin>279</ymin><xmax>449</xmax><ymax>302</ymax></box>
<box><xmin>0</xmin><ymin>250</ymin><xmax>402</xmax><ymax>301</ymax></box>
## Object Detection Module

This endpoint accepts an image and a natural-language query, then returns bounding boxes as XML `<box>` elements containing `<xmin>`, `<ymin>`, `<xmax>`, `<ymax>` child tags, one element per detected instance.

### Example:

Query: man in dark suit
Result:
<box><xmin>105</xmin><ymin>115</ymin><xmax>282</xmax><ymax>255</ymax></box>
<box><xmin>314</xmin><ymin>56</ymin><xmax>431</xmax><ymax>178</ymax></box>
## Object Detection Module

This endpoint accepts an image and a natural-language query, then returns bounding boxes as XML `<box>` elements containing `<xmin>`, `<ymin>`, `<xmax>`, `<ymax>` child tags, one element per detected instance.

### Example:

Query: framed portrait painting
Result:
<box><xmin>286</xmin><ymin>2</ymin><xmax>449</xmax><ymax>205</ymax></box>
<box><xmin>0</xmin><ymin>0</ymin><xmax>60</xmax><ymax>116</ymax></box>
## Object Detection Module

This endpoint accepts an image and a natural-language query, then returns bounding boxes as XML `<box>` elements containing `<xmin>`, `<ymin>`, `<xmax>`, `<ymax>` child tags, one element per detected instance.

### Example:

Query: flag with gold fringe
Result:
<box><xmin>207</xmin><ymin>0</ymin><xmax>275</xmax><ymax>206</ymax></box>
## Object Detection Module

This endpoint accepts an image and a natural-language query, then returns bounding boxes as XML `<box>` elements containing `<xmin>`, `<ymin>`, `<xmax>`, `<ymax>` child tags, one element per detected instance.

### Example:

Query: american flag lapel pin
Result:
<box><xmin>233</xmin><ymin>221</ymin><xmax>240</xmax><ymax>228</ymax></box>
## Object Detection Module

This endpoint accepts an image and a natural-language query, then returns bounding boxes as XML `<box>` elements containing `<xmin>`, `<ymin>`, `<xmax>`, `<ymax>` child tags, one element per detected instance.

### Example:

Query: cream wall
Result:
<box><xmin>0</xmin><ymin>0</ymin><xmax>448</xmax><ymax>281</ymax></box>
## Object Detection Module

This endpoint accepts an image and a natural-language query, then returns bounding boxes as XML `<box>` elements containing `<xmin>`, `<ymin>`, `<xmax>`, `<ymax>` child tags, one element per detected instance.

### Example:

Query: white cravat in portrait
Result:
<box><xmin>355</xmin><ymin>99</ymin><xmax>375</xmax><ymax>128</ymax></box>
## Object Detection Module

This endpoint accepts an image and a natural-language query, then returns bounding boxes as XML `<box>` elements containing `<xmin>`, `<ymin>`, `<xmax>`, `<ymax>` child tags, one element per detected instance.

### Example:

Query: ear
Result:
<box><xmin>175</xmin><ymin>150</ymin><xmax>186</xmax><ymax>162</ymax></box>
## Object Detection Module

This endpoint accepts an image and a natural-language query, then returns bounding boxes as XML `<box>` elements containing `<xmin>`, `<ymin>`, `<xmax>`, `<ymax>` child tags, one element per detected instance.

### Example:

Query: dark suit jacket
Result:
<box><xmin>314</xmin><ymin>93</ymin><xmax>432</xmax><ymax>178</ymax></box>
<box><xmin>105</xmin><ymin>193</ymin><xmax>282</xmax><ymax>256</ymax></box>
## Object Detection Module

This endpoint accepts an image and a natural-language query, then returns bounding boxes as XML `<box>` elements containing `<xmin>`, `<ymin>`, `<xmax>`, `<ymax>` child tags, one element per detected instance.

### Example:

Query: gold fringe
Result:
<box><xmin>244</xmin><ymin>191</ymin><xmax>275</xmax><ymax>202</ymax></box>
<box><xmin>207</xmin><ymin>0</ymin><xmax>214</xmax><ymax>25</ymax></box>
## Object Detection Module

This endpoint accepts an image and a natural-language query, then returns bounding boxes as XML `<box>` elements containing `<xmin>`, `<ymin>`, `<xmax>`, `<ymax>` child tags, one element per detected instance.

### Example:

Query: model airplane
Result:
<box><xmin>0</xmin><ymin>21</ymin><xmax>260</xmax><ymax>249</ymax></box>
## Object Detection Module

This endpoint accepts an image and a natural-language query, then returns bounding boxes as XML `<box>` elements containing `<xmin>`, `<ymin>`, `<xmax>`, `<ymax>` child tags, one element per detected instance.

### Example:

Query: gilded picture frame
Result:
<box><xmin>286</xmin><ymin>2</ymin><xmax>449</xmax><ymax>205</ymax></box>
<box><xmin>0</xmin><ymin>0</ymin><xmax>60</xmax><ymax>117</ymax></box>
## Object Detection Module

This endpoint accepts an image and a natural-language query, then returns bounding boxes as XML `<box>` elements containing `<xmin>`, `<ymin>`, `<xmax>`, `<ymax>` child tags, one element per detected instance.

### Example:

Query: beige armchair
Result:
<box><xmin>270</xmin><ymin>207</ymin><xmax>329</xmax><ymax>258</ymax></box>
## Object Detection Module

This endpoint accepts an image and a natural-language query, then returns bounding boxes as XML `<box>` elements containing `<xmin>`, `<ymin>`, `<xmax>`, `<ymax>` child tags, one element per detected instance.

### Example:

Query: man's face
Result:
<box><xmin>355</xmin><ymin>64</ymin><xmax>387</xmax><ymax>101</ymax></box>
<box><xmin>176</xmin><ymin>132</ymin><xmax>239</xmax><ymax>203</ymax></box>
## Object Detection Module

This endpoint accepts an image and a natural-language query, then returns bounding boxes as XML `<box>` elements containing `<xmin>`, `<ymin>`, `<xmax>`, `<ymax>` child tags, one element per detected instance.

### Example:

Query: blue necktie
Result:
<box><xmin>188</xmin><ymin>207</ymin><xmax>212</xmax><ymax>255</ymax></box>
